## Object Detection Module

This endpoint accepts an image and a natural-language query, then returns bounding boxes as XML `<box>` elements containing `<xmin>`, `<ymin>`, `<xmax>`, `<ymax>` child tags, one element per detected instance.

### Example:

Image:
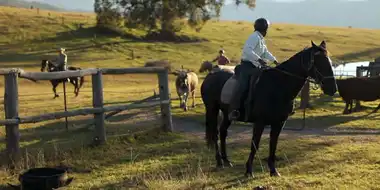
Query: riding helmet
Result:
<box><xmin>254</xmin><ymin>18</ymin><xmax>270</xmax><ymax>32</ymax></box>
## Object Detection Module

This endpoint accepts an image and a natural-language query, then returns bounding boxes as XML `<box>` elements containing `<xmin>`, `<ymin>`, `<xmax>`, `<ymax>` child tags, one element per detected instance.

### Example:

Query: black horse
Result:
<box><xmin>40</xmin><ymin>60</ymin><xmax>85</xmax><ymax>98</ymax></box>
<box><xmin>200</xmin><ymin>41</ymin><xmax>337</xmax><ymax>177</ymax></box>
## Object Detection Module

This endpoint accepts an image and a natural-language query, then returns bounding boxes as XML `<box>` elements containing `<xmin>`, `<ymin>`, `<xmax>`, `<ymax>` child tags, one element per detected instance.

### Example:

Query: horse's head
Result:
<box><xmin>41</xmin><ymin>60</ymin><xmax>48</xmax><ymax>72</ymax></box>
<box><xmin>174</xmin><ymin>70</ymin><xmax>190</xmax><ymax>92</ymax></box>
<box><xmin>199</xmin><ymin>61</ymin><xmax>213</xmax><ymax>73</ymax></box>
<box><xmin>305</xmin><ymin>40</ymin><xmax>337</xmax><ymax>96</ymax></box>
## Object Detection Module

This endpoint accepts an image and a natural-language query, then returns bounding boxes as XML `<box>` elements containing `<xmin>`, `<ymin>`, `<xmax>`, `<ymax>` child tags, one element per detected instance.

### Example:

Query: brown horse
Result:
<box><xmin>40</xmin><ymin>60</ymin><xmax>85</xmax><ymax>98</ymax></box>
<box><xmin>199</xmin><ymin>61</ymin><xmax>235</xmax><ymax>73</ymax></box>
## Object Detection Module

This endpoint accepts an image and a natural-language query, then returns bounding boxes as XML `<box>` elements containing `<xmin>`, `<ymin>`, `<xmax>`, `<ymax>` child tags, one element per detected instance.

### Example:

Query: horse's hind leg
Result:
<box><xmin>267</xmin><ymin>121</ymin><xmax>285</xmax><ymax>177</ymax></box>
<box><xmin>220</xmin><ymin>108</ymin><xmax>233</xmax><ymax>167</ymax></box>
<box><xmin>75</xmin><ymin>77</ymin><xmax>82</xmax><ymax>95</ymax></box>
<box><xmin>71</xmin><ymin>78</ymin><xmax>79</xmax><ymax>97</ymax></box>
<box><xmin>52</xmin><ymin>82</ymin><xmax>59</xmax><ymax>98</ymax></box>
<box><xmin>191</xmin><ymin>90</ymin><xmax>196</xmax><ymax>108</ymax></box>
<box><xmin>205</xmin><ymin>105</ymin><xmax>223</xmax><ymax>168</ymax></box>
<box><xmin>245</xmin><ymin>122</ymin><xmax>265</xmax><ymax>178</ymax></box>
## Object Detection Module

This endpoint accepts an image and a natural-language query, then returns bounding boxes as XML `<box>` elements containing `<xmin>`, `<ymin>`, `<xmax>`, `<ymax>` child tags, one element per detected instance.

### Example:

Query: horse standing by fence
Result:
<box><xmin>336</xmin><ymin>76</ymin><xmax>380</xmax><ymax>114</ymax></box>
<box><xmin>40</xmin><ymin>60</ymin><xmax>85</xmax><ymax>98</ymax></box>
<box><xmin>201</xmin><ymin>41</ymin><xmax>337</xmax><ymax>178</ymax></box>
<box><xmin>173</xmin><ymin>69</ymin><xmax>198</xmax><ymax>111</ymax></box>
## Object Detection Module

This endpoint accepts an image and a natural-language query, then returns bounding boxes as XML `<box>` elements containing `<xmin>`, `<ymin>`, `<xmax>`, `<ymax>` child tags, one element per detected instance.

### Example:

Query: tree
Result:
<box><xmin>95</xmin><ymin>0</ymin><xmax>256</xmax><ymax>38</ymax></box>
<box><xmin>94</xmin><ymin>0</ymin><xmax>123</xmax><ymax>28</ymax></box>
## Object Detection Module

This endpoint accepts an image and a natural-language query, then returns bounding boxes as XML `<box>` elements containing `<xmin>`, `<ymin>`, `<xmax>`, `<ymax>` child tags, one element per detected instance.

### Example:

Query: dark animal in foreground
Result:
<box><xmin>199</xmin><ymin>61</ymin><xmax>235</xmax><ymax>73</ymax></box>
<box><xmin>336</xmin><ymin>76</ymin><xmax>380</xmax><ymax>114</ymax></box>
<box><xmin>41</xmin><ymin>60</ymin><xmax>85</xmax><ymax>98</ymax></box>
<box><xmin>173</xmin><ymin>69</ymin><xmax>199</xmax><ymax>111</ymax></box>
<box><xmin>201</xmin><ymin>41</ymin><xmax>337</xmax><ymax>178</ymax></box>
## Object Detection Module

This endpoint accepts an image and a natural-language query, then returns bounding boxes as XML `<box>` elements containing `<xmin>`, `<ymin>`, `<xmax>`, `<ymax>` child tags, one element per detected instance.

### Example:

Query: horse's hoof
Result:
<box><xmin>245</xmin><ymin>172</ymin><xmax>255</xmax><ymax>179</ymax></box>
<box><xmin>270</xmin><ymin>171</ymin><xmax>281</xmax><ymax>177</ymax></box>
<box><xmin>214</xmin><ymin>163</ymin><xmax>224</xmax><ymax>170</ymax></box>
<box><xmin>343</xmin><ymin>110</ymin><xmax>349</xmax><ymax>115</ymax></box>
<box><xmin>184</xmin><ymin>107</ymin><xmax>188</xmax><ymax>111</ymax></box>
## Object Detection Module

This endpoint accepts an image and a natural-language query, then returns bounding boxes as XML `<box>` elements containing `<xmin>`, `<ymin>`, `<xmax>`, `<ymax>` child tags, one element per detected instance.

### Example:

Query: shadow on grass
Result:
<box><xmin>336</xmin><ymin>47</ymin><xmax>380</xmax><ymax>61</ymax></box>
<box><xmin>0</xmin><ymin>26</ymin><xmax>211</xmax><ymax>64</ymax></box>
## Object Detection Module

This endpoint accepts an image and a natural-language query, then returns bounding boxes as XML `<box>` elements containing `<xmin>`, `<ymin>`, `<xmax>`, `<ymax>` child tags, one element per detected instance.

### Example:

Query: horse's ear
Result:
<box><xmin>311</xmin><ymin>40</ymin><xmax>317</xmax><ymax>47</ymax></box>
<box><xmin>320</xmin><ymin>41</ymin><xmax>326</xmax><ymax>49</ymax></box>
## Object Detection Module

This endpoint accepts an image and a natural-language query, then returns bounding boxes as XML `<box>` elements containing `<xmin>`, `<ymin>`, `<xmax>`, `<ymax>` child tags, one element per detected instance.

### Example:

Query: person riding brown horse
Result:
<box><xmin>212</xmin><ymin>49</ymin><xmax>231</xmax><ymax>66</ymax></box>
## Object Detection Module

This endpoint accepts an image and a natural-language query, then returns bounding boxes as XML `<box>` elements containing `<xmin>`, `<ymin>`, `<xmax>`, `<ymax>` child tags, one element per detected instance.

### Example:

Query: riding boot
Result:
<box><xmin>228</xmin><ymin>61</ymin><xmax>257</xmax><ymax>120</ymax></box>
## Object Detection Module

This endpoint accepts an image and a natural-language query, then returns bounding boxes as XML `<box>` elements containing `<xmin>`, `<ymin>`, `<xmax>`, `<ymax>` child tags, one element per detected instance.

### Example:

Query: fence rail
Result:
<box><xmin>0</xmin><ymin>66</ymin><xmax>173</xmax><ymax>167</ymax></box>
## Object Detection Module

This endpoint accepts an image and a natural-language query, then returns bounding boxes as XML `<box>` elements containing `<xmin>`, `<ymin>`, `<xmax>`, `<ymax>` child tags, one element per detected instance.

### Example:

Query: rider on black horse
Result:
<box><xmin>228</xmin><ymin>18</ymin><xmax>279</xmax><ymax>121</ymax></box>
<box><xmin>53</xmin><ymin>47</ymin><xmax>70</xmax><ymax>82</ymax></box>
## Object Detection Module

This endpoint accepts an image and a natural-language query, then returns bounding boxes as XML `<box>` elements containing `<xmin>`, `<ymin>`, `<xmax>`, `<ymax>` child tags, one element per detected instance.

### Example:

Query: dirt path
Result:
<box><xmin>172</xmin><ymin>116</ymin><xmax>380</xmax><ymax>143</ymax></box>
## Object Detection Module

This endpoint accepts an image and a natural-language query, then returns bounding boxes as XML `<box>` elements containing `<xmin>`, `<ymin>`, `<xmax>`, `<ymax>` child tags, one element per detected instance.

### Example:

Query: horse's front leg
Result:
<box><xmin>245</xmin><ymin>122</ymin><xmax>265</xmax><ymax>178</ymax></box>
<box><xmin>220</xmin><ymin>109</ymin><xmax>233</xmax><ymax>167</ymax></box>
<box><xmin>52</xmin><ymin>81</ymin><xmax>59</xmax><ymax>98</ymax></box>
<box><xmin>268</xmin><ymin>121</ymin><xmax>285</xmax><ymax>177</ymax></box>
<box><xmin>183</xmin><ymin>92</ymin><xmax>189</xmax><ymax>111</ymax></box>
<box><xmin>177</xmin><ymin>92</ymin><xmax>183</xmax><ymax>108</ymax></box>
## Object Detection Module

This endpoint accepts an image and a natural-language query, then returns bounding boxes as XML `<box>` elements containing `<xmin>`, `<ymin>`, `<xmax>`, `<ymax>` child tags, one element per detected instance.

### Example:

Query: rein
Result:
<box><xmin>261</xmin><ymin>49</ymin><xmax>334</xmax><ymax>87</ymax></box>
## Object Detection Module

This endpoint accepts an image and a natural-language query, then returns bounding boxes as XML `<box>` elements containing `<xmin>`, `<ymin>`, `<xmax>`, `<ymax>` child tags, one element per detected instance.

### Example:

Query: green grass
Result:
<box><xmin>1</xmin><ymin>6</ymin><xmax>380</xmax><ymax>189</ymax></box>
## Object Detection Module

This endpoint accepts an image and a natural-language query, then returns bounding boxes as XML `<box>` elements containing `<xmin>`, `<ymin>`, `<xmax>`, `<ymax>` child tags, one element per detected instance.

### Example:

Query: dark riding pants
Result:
<box><xmin>57</xmin><ymin>64</ymin><xmax>67</xmax><ymax>71</ymax></box>
<box><xmin>230</xmin><ymin>60</ymin><xmax>260</xmax><ymax>111</ymax></box>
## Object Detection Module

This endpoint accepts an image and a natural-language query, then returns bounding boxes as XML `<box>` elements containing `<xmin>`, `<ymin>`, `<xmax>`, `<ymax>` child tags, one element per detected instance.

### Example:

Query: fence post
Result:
<box><xmin>299</xmin><ymin>81</ymin><xmax>311</xmax><ymax>109</ymax></box>
<box><xmin>4</xmin><ymin>72</ymin><xmax>20</xmax><ymax>168</ymax></box>
<box><xmin>355</xmin><ymin>66</ymin><xmax>363</xmax><ymax>110</ymax></box>
<box><xmin>92</xmin><ymin>71</ymin><xmax>106</xmax><ymax>144</ymax></box>
<box><xmin>157</xmin><ymin>69</ymin><xmax>173</xmax><ymax>132</ymax></box>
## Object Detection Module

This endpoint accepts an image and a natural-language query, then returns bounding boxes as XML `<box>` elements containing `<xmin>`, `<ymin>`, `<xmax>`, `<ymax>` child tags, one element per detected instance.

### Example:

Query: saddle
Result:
<box><xmin>221</xmin><ymin>66</ymin><xmax>262</xmax><ymax>122</ymax></box>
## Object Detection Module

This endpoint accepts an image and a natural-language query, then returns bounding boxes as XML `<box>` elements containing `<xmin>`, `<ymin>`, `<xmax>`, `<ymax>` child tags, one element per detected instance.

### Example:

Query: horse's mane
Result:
<box><xmin>275</xmin><ymin>47</ymin><xmax>311</xmax><ymax>69</ymax></box>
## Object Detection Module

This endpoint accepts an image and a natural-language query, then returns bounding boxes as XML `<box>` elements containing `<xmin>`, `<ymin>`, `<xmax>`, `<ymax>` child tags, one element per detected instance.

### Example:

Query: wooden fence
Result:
<box><xmin>0</xmin><ymin>67</ymin><xmax>173</xmax><ymax>167</ymax></box>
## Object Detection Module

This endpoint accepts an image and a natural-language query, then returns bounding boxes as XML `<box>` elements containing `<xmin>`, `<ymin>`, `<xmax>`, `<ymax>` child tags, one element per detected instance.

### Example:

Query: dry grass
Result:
<box><xmin>0</xmin><ymin>6</ymin><xmax>380</xmax><ymax>189</ymax></box>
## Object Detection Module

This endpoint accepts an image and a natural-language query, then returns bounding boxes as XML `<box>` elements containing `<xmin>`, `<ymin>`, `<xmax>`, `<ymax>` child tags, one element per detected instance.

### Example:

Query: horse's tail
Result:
<box><xmin>205</xmin><ymin>104</ymin><xmax>220</xmax><ymax>149</ymax></box>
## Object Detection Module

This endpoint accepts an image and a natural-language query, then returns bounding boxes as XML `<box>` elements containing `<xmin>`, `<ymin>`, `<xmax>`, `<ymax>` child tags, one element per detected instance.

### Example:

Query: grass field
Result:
<box><xmin>1</xmin><ymin>6</ymin><xmax>380</xmax><ymax>189</ymax></box>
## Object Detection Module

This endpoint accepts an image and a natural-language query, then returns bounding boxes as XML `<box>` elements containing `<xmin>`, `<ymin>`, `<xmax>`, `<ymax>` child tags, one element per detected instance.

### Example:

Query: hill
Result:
<box><xmin>222</xmin><ymin>0</ymin><xmax>380</xmax><ymax>29</ymax></box>
<box><xmin>1</xmin><ymin>6</ymin><xmax>380</xmax><ymax>72</ymax></box>
<box><xmin>1</xmin><ymin>6</ymin><xmax>380</xmax><ymax>190</ymax></box>
<box><xmin>23</xmin><ymin>0</ymin><xmax>380</xmax><ymax>29</ymax></box>
<box><xmin>0</xmin><ymin>0</ymin><xmax>62</xmax><ymax>10</ymax></box>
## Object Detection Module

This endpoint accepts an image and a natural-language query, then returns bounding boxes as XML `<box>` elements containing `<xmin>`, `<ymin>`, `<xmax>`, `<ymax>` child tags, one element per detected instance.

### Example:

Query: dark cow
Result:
<box><xmin>336</xmin><ymin>76</ymin><xmax>380</xmax><ymax>114</ymax></box>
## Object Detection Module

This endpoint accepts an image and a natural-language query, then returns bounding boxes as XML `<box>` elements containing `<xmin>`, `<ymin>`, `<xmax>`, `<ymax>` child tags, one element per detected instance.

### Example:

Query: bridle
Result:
<box><xmin>262</xmin><ymin>48</ymin><xmax>335</xmax><ymax>88</ymax></box>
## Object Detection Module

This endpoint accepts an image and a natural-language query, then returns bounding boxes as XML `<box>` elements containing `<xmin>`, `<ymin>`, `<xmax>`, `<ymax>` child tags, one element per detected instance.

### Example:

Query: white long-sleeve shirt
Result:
<box><xmin>241</xmin><ymin>31</ymin><xmax>277</xmax><ymax>67</ymax></box>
